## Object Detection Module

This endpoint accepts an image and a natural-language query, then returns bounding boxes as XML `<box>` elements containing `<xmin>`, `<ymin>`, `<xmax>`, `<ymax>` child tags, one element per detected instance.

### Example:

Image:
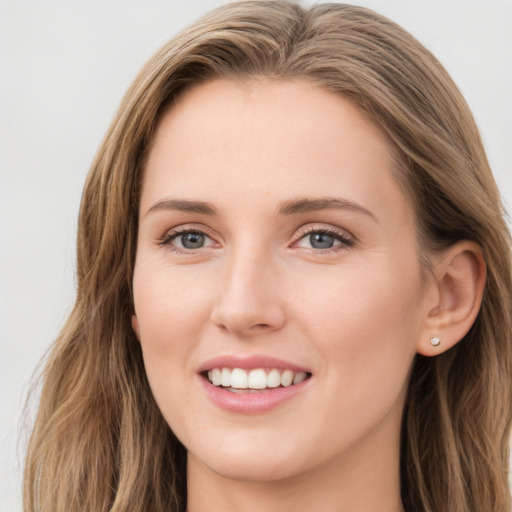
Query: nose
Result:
<box><xmin>210</xmin><ymin>247</ymin><xmax>286</xmax><ymax>338</ymax></box>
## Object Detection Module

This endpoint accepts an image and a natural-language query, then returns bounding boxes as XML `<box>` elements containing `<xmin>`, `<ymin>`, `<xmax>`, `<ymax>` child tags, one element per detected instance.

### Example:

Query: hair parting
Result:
<box><xmin>24</xmin><ymin>2</ymin><xmax>511</xmax><ymax>511</ymax></box>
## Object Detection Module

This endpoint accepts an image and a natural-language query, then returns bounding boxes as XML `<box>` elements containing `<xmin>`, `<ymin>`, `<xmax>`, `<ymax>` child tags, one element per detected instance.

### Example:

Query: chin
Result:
<box><xmin>200</xmin><ymin>453</ymin><xmax>302</xmax><ymax>483</ymax></box>
<box><xmin>187</xmin><ymin>435</ymin><xmax>310</xmax><ymax>483</ymax></box>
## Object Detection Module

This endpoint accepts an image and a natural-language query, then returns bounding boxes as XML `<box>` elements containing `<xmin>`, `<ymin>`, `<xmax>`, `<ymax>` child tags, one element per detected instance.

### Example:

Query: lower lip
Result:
<box><xmin>199</xmin><ymin>376</ymin><xmax>311</xmax><ymax>414</ymax></box>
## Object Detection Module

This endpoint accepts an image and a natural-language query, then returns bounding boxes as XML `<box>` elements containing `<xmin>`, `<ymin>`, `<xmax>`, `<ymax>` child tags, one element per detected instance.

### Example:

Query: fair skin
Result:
<box><xmin>132</xmin><ymin>79</ymin><xmax>485</xmax><ymax>512</ymax></box>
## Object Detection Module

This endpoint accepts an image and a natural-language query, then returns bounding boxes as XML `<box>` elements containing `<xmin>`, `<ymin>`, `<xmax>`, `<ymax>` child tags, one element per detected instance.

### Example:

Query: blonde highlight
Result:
<box><xmin>24</xmin><ymin>2</ymin><xmax>511</xmax><ymax>511</ymax></box>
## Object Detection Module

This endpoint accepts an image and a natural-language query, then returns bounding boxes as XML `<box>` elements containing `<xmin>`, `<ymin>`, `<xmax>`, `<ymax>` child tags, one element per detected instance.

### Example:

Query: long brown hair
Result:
<box><xmin>24</xmin><ymin>2</ymin><xmax>512</xmax><ymax>511</ymax></box>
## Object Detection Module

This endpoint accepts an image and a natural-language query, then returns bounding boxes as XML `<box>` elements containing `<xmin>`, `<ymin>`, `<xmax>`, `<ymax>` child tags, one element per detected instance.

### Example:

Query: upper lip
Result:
<box><xmin>197</xmin><ymin>355</ymin><xmax>311</xmax><ymax>374</ymax></box>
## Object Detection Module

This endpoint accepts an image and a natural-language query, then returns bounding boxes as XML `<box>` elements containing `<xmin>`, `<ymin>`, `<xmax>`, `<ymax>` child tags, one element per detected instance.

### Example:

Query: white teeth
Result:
<box><xmin>210</xmin><ymin>368</ymin><xmax>222</xmax><ymax>386</ymax></box>
<box><xmin>207</xmin><ymin>367</ymin><xmax>309</xmax><ymax>390</ymax></box>
<box><xmin>267</xmin><ymin>369</ymin><xmax>281</xmax><ymax>388</ymax></box>
<box><xmin>280</xmin><ymin>370</ymin><xmax>294</xmax><ymax>387</ymax></box>
<box><xmin>221</xmin><ymin>367</ymin><xmax>231</xmax><ymax>387</ymax></box>
<box><xmin>231</xmin><ymin>368</ymin><xmax>248</xmax><ymax>389</ymax></box>
<box><xmin>293</xmin><ymin>372</ymin><xmax>307</xmax><ymax>385</ymax></box>
<box><xmin>248</xmin><ymin>369</ymin><xmax>267</xmax><ymax>389</ymax></box>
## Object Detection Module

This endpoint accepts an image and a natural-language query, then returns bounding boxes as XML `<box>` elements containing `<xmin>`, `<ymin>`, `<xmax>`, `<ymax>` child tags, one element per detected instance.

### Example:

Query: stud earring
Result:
<box><xmin>430</xmin><ymin>337</ymin><xmax>441</xmax><ymax>347</ymax></box>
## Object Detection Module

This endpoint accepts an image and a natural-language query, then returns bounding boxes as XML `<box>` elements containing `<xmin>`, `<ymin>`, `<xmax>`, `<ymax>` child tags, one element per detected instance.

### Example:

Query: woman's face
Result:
<box><xmin>132</xmin><ymin>79</ymin><xmax>435</xmax><ymax>482</ymax></box>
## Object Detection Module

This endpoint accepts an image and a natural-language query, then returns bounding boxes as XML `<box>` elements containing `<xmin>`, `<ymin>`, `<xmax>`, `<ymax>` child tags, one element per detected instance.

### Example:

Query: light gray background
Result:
<box><xmin>1</xmin><ymin>1</ymin><xmax>511</xmax><ymax>510</ymax></box>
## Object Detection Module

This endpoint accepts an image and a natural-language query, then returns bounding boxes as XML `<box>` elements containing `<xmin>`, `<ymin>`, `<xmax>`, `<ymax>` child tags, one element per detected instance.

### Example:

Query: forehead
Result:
<box><xmin>141</xmin><ymin>78</ymin><xmax>412</xmax><ymax>224</ymax></box>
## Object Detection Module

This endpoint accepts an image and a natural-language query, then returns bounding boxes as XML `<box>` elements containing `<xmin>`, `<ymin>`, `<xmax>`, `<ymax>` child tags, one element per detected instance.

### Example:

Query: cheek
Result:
<box><xmin>133</xmin><ymin>304</ymin><xmax>201</xmax><ymax>435</ymax></box>
<box><xmin>285</xmin><ymin>259</ymin><xmax>422</xmax><ymax>449</ymax></box>
<box><xmin>293</xmin><ymin>256</ymin><xmax>423</xmax><ymax>381</ymax></box>
<box><xmin>132</xmin><ymin>262</ymin><xmax>215</xmax><ymax>410</ymax></box>
<box><xmin>133</xmin><ymin>262</ymin><xmax>213</xmax><ymax>349</ymax></box>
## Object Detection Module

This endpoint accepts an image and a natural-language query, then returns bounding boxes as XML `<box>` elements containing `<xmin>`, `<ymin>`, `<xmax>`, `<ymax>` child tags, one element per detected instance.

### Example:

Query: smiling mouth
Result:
<box><xmin>205</xmin><ymin>367</ymin><xmax>312</xmax><ymax>393</ymax></box>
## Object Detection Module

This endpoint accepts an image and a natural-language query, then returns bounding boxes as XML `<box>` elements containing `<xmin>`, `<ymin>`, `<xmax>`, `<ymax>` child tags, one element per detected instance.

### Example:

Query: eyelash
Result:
<box><xmin>292</xmin><ymin>226</ymin><xmax>355</xmax><ymax>253</ymax></box>
<box><xmin>158</xmin><ymin>225</ymin><xmax>355</xmax><ymax>254</ymax></box>
<box><xmin>158</xmin><ymin>227</ymin><xmax>217</xmax><ymax>255</ymax></box>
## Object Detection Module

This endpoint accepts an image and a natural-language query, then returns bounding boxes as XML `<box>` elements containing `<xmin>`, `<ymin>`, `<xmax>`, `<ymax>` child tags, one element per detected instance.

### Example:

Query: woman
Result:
<box><xmin>23</xmin><ymin>2</ymin><xmax>512</xmax><ymax>511</ymax></box>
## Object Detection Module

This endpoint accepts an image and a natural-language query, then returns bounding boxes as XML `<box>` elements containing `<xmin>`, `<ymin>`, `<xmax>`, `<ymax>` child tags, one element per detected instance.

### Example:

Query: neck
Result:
<box><xmin>186</xmin><ymin>424</ymin><xmax>405</xmax><ymax>512</ymax></box>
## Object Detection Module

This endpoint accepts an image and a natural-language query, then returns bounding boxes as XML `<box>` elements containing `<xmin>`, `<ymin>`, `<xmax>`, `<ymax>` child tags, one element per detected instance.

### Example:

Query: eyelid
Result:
<box><xmin>157</xmin><ymin>224</ymin><xmax>221</xmax><ymax>252</ymax></box>
<box><xmin>156</xmin><ymin>222</ymin><xmax>355</xmax><ymax>254</ymax></box>
<box><xmin>158</xmin><ymin>223</ymin><xmax>217</xmax><ymax>239</ymax></box>
<box><xmin>291</xmin><ymin>223</ymin><xmax>355</xmax><ymax>250</ymax></box>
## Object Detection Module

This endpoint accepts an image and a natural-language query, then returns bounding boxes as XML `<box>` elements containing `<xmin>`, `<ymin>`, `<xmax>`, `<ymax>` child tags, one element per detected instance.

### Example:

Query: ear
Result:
<box><xmin>417</xmin><ymin>241</ymin><xmax>486</xmax><ymax>356</ymax></box>
<box><xmin>131</xmin><ymin>314</ymin><xmax>141</xmax><ymax>342</ymax></box>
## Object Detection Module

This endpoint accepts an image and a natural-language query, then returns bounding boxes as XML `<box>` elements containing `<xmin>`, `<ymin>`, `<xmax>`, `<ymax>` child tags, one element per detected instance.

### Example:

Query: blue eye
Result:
<box><xmin>308</xmin><ymin>232</ymin><xmax>338</xmax><ymax>249</ymax></box>
<box><xmin>294</xmin><ymin>228</ymin><xmax>353</xmax><ymax>251</ymax></box>
<box><xmin>161</xmin><ymin>229</ymin><xmax>216</xmax><ymax>251</ymax></box>
<box><xmin>177</xmin><ymin>232</ymin><xmax>206</xmax><ymax>249</ymax></box>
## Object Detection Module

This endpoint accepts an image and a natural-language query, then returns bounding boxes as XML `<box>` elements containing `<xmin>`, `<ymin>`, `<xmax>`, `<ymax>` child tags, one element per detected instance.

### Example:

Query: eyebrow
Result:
<box><xmin>144</xmin><ymin>196</ymin><xmax>376</xmax><ymax>222</ymax></box>
<box><xmin>278</xmin><ymin>197</ymin><xmax>377</xmax><ymax>221</ymax></box>
<box><xmin>145</xmin><ymin>199</ymin><xmax>217</xmax><ymax>216</ymax></box>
